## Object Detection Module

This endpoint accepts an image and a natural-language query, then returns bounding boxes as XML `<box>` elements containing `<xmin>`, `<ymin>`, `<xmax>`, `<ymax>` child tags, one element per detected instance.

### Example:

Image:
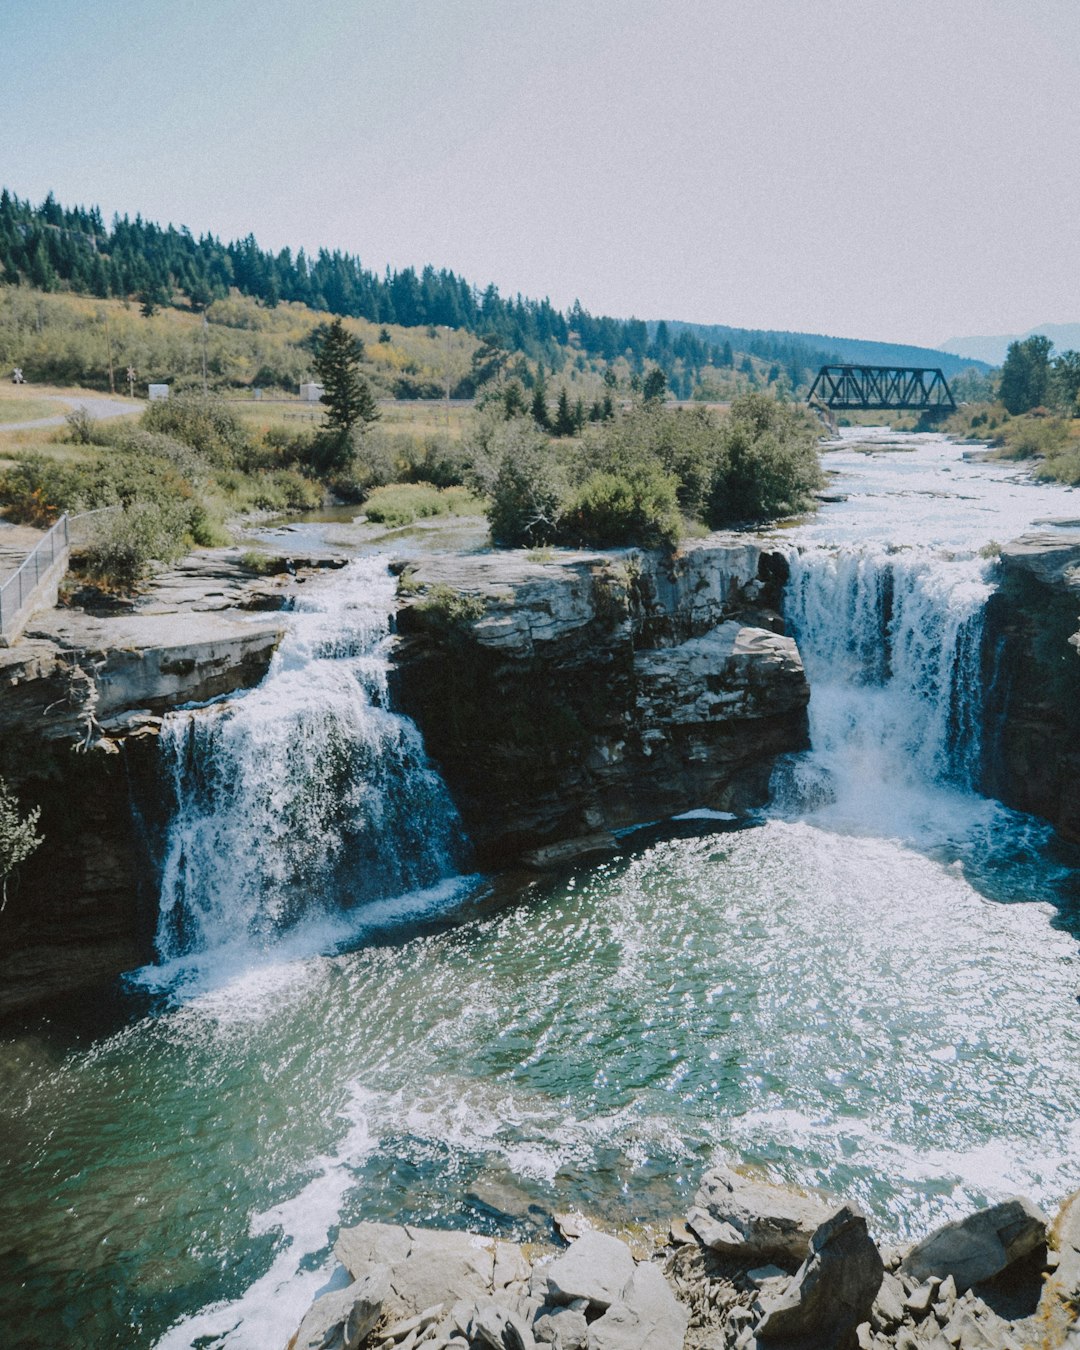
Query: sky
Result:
<box><xmin>3</xmin><ymin>0</ymin><xmax>1079</xmax><ymax>348</ymax></box>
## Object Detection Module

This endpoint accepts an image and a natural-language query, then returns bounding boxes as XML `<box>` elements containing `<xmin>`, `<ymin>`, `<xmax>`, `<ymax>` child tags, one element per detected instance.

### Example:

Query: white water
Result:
<box><xmin>149</xmin><ymin>558</ymin><xmax>467</xmax><ymax>985</ymax></box>
<box><xmin>5</xmin><ymin>430</ymin><xmax>1080</xmax><ymax>1349</ymax></box>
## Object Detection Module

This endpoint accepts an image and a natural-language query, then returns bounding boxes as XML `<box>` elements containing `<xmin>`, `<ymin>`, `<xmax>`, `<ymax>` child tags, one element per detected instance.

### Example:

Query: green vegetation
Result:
<box><xmin>486</xmin><ymin>393</ymin><xmax>823</xmax><ymax>550</ymax></box>
<box><xmin>0</xmin><ymin>776</ymin><xmax>42</xmax><ymax>911</ymax></box>
<box><xmin>414</xmin><ymin>583</ymin><xmax>487</xmax><ymax>626</ymax></box>
<box><xmin>361</xmin><ymin>482</ymin><xmax>483</xmax><ymax>527</ymax></box>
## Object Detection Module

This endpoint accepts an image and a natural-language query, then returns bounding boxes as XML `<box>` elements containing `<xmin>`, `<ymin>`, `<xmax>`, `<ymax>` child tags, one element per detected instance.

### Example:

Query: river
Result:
<box><xmin>2</xmin><ymin>430</ymin><xmax>1079</xmax><ymax>1347</ymax></box>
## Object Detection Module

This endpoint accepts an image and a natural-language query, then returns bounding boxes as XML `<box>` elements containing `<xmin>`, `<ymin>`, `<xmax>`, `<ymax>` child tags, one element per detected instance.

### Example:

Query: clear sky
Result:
<box><xmin>3</xmin><ymin>0</ymin><xmax>1078</xmax><ymax>348</ymax></box>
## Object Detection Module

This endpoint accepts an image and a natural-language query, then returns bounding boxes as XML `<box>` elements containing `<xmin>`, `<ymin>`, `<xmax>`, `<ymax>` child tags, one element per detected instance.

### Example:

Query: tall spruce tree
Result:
<box><xmin>313</xmin><ymin>318</ymin><xmax>378</xmax><ymax>434</ymax></box>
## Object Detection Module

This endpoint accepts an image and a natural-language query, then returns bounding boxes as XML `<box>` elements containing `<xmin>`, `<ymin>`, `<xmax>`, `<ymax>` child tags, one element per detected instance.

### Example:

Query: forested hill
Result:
<box><xmin>0</xmin><ymin>188</ymin><xmax>987</xmax><ymax>396</ymax></box>
<box><xmin>663</xmin><ymin>322</ymin><xmax>991</xmax><ymax>377</ymax></box>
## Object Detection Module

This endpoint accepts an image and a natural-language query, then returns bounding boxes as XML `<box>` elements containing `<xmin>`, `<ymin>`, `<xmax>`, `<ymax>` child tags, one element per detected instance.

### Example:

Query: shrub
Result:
<box><xmin>81</xmin><ymin>499</ymin><xmax>192</xmax><ymax>589</ymax></box>
<box><xmin>709</xmin><ymin>393</ymin><xmax>823</xmax><ymax>524</ymax></box>
<box><xmin>558</xmin><ymin>465</ymin><xmax>681</xmax><ymax>550</ymax></box>
<box><xmin>142</xmin><ymin>393</ymin><xmax>254</xmax><ymax>467</ymax></box>
<box><xmin>326</xmin><ymin>427</ymin><xmax>400</xmax><ymax>500</ymax></box>
<box><xmin>488</xmin><ymin>434</ymin><xmax>566</xmax><ymax>547</ymax></box>
<box><xmin>0</xmin><ymin>455</ymin><xmax>84</xmax><ymax>523</ymax></box>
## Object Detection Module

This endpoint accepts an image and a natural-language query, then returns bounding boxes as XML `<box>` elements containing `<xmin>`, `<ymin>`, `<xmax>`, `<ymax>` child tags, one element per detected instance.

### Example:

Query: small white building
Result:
<box><xmin>299</xmin><ymin>382</ymin><xmax>324</xmax><ymax>402</ymax></box>
<box><xmin>148</xmin><ymin>384</ymin><xmax>169</xmax><ymax>401</ymax></box>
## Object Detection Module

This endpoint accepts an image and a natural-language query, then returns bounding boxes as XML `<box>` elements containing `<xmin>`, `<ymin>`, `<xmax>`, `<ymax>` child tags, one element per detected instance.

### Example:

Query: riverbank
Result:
<box><xmin>287</xmin><ymin>1167</ymin><xmax>1080</xmax><ymax>1349</ymax></box>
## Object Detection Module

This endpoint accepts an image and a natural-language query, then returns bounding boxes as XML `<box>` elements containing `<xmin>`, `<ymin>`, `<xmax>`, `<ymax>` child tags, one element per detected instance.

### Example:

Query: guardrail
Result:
<box><xmin>0</xmin><ymin>514</ymin><xmax>70</xmax><ymax>642</ymax></box>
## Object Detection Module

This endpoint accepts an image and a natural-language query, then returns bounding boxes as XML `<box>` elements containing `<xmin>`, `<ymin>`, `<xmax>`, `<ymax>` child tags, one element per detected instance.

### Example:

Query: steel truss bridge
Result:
<box><xmin>807</xmin><ymin>364</ymin><xmax>956</xmax><ymax>414</ymax></box>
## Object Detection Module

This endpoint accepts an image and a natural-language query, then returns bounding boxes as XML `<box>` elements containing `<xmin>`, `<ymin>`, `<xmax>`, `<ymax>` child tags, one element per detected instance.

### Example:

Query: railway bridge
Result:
<box><xmin>807</xmin><ymin>364</ymin><xmax>956</xmax><ymax>415</ymax></box>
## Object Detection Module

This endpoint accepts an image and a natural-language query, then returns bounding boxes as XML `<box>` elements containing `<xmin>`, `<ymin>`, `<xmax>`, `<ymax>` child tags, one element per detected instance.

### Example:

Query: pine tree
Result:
<box><xmin>312</xmin><ymin>318</ymin><xmax>378</xmax><ymax>435</ymax></box>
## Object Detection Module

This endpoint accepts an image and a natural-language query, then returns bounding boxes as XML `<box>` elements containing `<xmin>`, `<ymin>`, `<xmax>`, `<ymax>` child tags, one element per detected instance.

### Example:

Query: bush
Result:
<box><xmin>0</xmin><ymin>455</ymin><xmax>85</xmax><ymax>523</ymax></box>
<box><xmin>81</xmin><ymin>499</ymin><xmax>191</xmax><ymax>589</ymax></box>
<box><xmin>142</xmin><ymin>393</ymin><xmax>254</xmax><ymax>467</ymax></box>
<box><xmin>709</xmin><ymin>393</ymin><xmax>823</xmax><ymax>524</ymax></box>
<box><xmin>488</xmin><ymin>433</ymin><xmax>566</xmax><ymax>547</ymax></box>
<box><xmin>558</xmin><ymin>465</ymin><xmax>681</xmax><ymax>550</ymax></box>
<box><xmin>327</xmin><ymin>427</ymin><xmax>401</xmax><ymax>502</ymax></box>
<box><xmin>362</xmin><ymin>481</ymin><xmax>484</xmax><ymax>527</ymax></box>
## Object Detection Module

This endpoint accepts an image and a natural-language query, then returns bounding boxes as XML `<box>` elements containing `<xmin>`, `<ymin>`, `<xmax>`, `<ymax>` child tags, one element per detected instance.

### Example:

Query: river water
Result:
<box><xmin>2</xmin><ymin>431</ymin><xmax>1080</xmax><ymax>1347</ymax></box>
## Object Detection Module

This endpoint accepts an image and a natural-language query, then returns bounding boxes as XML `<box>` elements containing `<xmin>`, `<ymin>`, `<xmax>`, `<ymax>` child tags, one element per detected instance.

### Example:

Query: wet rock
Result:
<box><xmin>289</xmin><ymin>1263</ymin><xmax>389</xmax><ymax>1350</ymax></box>
<box><xmin>898</xmin><ymin>1197</ymin><xmax>1048</xmax><ymax>1292</ymax></box>
<box><xmin>754</xmin><ymin>1204</ymin><xmax>884</xmax><ymax>1349</ymax></box>
<box><xmin>542</xmin><ymin>1231</ymin><xmax>636</xmax><ymax>1311</ymax></box>
<box><xmin>586</xmin><ymin>1261</ymin><xmax>690</xmax><ymax>1350</ymax></box>
<box><xmin>687</xmin><ymin>1165</ymin><xmax>832</xmax><ymax>1264</ymax></box>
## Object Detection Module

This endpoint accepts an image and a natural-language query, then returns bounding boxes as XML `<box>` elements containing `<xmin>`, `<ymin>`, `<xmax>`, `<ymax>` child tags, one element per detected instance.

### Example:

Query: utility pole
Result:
<box><xmin>201</xmin><ymin>311</ymin><xmax>208</xmax><ymax>395</ymax></box>
<box><xmin>444</xmin><ymin>325</ymin><xmax>451</xmax><ymax>427</ymax></box>
<box><xmin>102</xmin><ymin>312</ymin><xmax>116</xmax><ymax>395</ymax></box>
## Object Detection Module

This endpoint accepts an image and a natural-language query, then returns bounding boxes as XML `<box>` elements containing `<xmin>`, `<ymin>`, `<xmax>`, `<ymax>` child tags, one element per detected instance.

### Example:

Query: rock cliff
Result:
<box><xmin>981</xmin><ymin>531</ymin><xmax>1080</xmax><ymax>842</ymax></box>
<box><xmin>392</xmin><ymin>538</ymin><xmax>810</xmax><ymax>868</ymax></box>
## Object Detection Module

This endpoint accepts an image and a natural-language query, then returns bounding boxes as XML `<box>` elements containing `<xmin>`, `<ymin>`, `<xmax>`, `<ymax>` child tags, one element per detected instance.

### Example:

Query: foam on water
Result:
<box><xmin>4</xmin><ymin>431</ymin><xmax>1080</xmax><ymax>1348</ymax></box>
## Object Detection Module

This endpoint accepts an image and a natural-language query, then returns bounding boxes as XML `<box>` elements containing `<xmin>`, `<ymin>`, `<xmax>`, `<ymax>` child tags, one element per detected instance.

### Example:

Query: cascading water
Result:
<box><xmin>774</xmin><ymin>543</ymin><xmax>993</xmax><ymax>840</ymax></box>
<box><xmin>151</xmin><ymin>558</ymin><xmax>466</xmax><ymax>972</ymax></box>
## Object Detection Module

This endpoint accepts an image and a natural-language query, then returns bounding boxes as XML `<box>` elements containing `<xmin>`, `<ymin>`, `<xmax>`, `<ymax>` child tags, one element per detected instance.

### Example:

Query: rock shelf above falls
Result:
<box><xmin>391</xmin><ymin>537</ymin><xmax>810</xmax><ymax>868</ymax></box>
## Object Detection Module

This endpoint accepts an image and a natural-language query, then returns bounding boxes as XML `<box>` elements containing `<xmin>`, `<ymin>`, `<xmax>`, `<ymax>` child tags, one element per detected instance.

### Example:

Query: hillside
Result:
<box><xmin>664</xmin><ymin>320</ymin><xmax>990</xmax><ymax>378</ymax></box>
<box><xmin>1</xmin><ymin>188</ymin><xmax>990</xmax><ymax>401</ymax></box>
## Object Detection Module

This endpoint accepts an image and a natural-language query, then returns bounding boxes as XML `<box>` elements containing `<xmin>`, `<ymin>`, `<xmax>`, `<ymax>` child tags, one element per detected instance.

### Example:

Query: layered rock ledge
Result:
<box><xmin>391</xmin><ymin>538</ymin><xmax>809</xmax><ymax>868</ymax></box>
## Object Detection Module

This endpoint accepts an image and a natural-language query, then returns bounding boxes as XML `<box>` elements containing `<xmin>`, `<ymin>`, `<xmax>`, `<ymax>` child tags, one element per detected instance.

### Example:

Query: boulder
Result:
<box><xmin>334</xmin><ymin>1221</ymin><xmax>498</xmax><ymax>1317</ymax></box>
<box><xmin>586</xmin><ymin>1262</ymin><xmax>690</xmax><ymax>1350</ymax></box>
<box><xmin>542</xmin><ymin>1231</ymin><xmax>636</xmax><ymax>1311</ymax></box>
<box><xmin>289</xmin><ymin>1263</ymin><xmax>389</xmax><ymax>1350</ymax></box>
<box><xmin>534</xmin><ymin>1304</ymin><xmax>589</xmax><ymax>1349</ymax></box>
<box><xmin>755</xmin><ymin>1204</ymin><xmax>884</xmax><ymax>1349</ymax></box>
<box><xmin>898</xmin><ymin>1197</ymin><xmax>1048</xmax><ymax>1292</ymax></box>
<box><xmin>687</xmin><ymin>1165</ymin><xmax>832</xmax><ymax>1264</ymax></box>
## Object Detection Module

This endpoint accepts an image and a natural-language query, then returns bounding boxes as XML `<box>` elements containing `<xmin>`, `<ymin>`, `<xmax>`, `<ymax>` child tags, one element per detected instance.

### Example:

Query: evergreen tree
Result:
<box><xmin>553</xmin><ymin>387</ymin><xmax>577</xmax><ymax>436</ymax></box>
<box><xmin>642</xmin><ymin>367</ymin><xmax>667</xmax><ymax>403</ymax></box>
<box><xmin>312</xmin><ymin>318</ymin><xmax>378</xmax><ymax>435</ymax></box>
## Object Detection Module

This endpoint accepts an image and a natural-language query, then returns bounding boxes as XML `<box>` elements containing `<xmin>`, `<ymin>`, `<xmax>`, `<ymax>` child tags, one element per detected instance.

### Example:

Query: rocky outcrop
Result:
<box><xmin>287</xmin><ymin>1176</ymin><xmax>1073</xmax><ymax>1350</ymax></box>
<box><xmin>981</xmin><ymin>531</ymin><xmax>1080</xmax><ymax>842</ymax></box>
<box><xmin>392</xmin><ymin>538</ymin><xmax>809</xmax><ymax>867</ymax></box>
<box><xmin>687</xmin><ymin>1166</ymin><xmax>832</xmax><ymax>1265</ymax></box>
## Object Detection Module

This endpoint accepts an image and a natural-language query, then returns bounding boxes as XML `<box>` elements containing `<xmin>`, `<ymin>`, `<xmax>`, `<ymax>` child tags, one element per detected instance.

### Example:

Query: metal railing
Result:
<box><xmin>0</xmin><ymin>514</ymin><xmax>70</xmax><ymax>638</ymax></box>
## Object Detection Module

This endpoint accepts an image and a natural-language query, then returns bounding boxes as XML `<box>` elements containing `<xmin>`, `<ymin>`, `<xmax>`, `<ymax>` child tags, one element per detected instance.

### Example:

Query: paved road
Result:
<box><xmin>2</xmin><ymin>395</ymin><xmax>139</xmax><ymax>432</ymax></box>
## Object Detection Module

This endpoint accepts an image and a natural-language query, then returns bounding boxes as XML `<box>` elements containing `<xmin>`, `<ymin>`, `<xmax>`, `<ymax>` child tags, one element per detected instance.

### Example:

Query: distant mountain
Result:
<box><xmin>941</xmin><ymin>323</ymin><xmax>1080</xmax><ymax>368</ymax></box>
<box><xmin>665</xmin><ymin>321</ymin><xmax>990</xmax><ymax>377</ymax></box>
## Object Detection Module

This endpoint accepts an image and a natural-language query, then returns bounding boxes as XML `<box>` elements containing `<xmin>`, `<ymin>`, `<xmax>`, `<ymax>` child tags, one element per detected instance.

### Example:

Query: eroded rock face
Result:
<box><xmin>981</xmin><ymin>532</ymin><xmax>1080</xmax><ymax>842</ymax></box>
<box><xmin>392</xmin><ymin>539</ymin><xmax>809</xmax><ymax>867</ymax></box>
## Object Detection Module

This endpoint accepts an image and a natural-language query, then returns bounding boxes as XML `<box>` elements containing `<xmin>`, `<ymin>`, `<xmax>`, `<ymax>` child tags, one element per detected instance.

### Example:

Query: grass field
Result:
<box><xmin>0</xmin><ymin>396</ymin><xmax>62</xmax><ymax>423</ymax></box>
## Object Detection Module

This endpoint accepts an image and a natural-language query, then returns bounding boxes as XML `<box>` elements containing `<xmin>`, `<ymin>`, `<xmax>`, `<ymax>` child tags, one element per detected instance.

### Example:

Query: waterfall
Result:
<box><xmin>772</xmin><ymin>544</ymin><xmax>994</xmax><ymax>840</ymax></box>
<box><xmin>152</xmin><ymin>559</ymin><xmax>465</xmax><ymax>965</ymax></box>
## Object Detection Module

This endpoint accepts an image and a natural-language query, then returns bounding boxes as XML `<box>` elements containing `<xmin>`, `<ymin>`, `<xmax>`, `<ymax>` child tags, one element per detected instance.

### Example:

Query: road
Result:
<box><xmin>2</xmin><ymin>395</ymin><xmax>140</xmax><ymax>432</ymax></box>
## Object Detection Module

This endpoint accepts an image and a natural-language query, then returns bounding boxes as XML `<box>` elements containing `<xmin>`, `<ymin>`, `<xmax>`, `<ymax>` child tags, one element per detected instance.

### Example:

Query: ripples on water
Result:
<box><xmin>2</xmin><ymin>431</ymin><xmax>1080</xmax><ymax>1347</ymax></box>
